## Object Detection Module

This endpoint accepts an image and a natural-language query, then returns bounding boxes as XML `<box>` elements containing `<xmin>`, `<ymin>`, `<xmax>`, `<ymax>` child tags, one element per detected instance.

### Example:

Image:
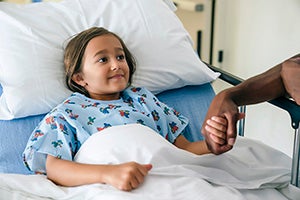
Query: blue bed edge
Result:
<box><xmin>0</xmin><ymin>83</ymin><xmax>215</xmax><ymax>174</ymax></box>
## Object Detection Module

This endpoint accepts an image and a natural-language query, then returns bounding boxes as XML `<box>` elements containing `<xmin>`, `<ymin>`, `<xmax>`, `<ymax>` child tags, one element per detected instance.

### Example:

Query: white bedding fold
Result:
<box><xmin>0</xmin><ymin>124</ymin><xmax>299</xmax><ymax>200</ymax></box>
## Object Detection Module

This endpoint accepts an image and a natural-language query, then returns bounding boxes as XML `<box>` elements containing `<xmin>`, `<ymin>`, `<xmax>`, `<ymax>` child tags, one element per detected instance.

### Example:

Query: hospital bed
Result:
<box><xmin>0</xmin><ymin>0</ymin><xmax>299</xmax><ymax>199</ymax></box>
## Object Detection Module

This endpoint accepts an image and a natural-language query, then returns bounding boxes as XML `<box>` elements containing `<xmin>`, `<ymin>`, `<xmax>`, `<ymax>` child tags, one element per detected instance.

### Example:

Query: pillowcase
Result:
<box><xmin>0</xmin><ymin>0</ymin><xmax>219</xmax><ymax>119</ymax></box>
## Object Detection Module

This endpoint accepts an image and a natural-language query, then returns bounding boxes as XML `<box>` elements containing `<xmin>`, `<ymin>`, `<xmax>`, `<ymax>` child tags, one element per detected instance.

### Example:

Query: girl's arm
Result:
<box><xmin>46</xmin><ymin>155</ymin><xmax>152</xmax><ymax>191</ymax></box>
<box><xmin>174</xmin><ymin>136</ymin><xmax>211</xmax><ymax>155</ymax></box>
<box><xmin>174</xmin><ymin>116</ymin><xmax>228</xmax><ymax>155</ymax></box>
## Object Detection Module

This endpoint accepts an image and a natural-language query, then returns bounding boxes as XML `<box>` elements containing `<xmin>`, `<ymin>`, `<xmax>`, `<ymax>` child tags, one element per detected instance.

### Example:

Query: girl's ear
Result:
<box><xmin>72</xmin><ymin>73</ymin><xmax>86</xmax><ymax>87</ymax></box>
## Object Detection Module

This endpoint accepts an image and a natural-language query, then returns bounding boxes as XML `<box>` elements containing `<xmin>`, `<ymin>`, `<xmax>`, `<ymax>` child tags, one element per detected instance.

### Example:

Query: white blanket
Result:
<box><xmin>1</xmin><ymin>124</ymin><xmax>299</xmax><ymax>200</ymax></box>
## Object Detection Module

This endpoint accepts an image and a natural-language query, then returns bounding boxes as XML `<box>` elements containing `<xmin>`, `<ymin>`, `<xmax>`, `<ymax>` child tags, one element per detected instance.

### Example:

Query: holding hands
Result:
<box><xmin>202</xmin><ymin>93</ymin><xmax>245</xmax><ymax>155</ymax></box>
<box><xmin>202</xmin><ymin>54</ymin><xmax>300</xmax><ymax>155</ymax></box>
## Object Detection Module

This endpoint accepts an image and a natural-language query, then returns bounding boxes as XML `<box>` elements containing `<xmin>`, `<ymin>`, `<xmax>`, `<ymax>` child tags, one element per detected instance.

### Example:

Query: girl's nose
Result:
<box><xmin>111</xmin><ymin>60</ymin><xmax>120</xmax><ymax>71</ymax></box>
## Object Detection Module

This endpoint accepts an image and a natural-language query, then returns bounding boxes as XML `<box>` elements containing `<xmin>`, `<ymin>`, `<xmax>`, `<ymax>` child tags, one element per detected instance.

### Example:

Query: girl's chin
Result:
<box><xmin>109</xmin><ymin>84</ymin><xmax>128</xmax><ymax>92</ymax></box>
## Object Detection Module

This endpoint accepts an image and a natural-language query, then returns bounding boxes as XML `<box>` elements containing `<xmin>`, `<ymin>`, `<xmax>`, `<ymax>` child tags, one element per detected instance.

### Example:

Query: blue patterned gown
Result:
<box><xmin>23</xmin><ymin>86</ymin><xmax>189</xmax><ymax>174</ymax></box>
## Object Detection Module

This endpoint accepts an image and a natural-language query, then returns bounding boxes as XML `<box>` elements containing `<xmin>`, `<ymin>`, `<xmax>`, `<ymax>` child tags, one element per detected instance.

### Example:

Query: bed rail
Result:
<box><xmin>207</xmin><ymin>63</ymin><xmax>300</xmax><ymax>187</ymax></box>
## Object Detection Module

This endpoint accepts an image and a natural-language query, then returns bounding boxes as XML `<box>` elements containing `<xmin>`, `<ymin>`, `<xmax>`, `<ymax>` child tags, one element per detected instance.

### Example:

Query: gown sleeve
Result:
<box><xmin>22</xmin><ymin>111</ymin><xmax>79</xmax><ymax>174</ymax></box>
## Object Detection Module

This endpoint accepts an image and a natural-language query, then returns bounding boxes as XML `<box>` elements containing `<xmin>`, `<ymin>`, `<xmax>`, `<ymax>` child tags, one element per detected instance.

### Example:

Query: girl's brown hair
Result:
<box><xmin>64</xmin><ymin>27</ymin><xmax>136</xmax><ymax>97</ymax></box>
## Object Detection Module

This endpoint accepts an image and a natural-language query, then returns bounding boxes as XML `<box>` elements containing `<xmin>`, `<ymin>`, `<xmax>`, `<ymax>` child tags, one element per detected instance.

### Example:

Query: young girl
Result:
<box><xmin>23</xmin><ymin>27</ymin><xmax>227</xmax><ymax>191</ymax></box>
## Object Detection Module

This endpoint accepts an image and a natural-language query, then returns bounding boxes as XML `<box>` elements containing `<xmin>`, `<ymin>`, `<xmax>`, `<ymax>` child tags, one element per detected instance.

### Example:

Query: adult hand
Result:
<box><xmin>201</xmin><ymin>91</ymin><xmax>245</xmax><ymax>155</ymax></box>
<box><xmin>281</xmin><ymin>55</ymin><xmax>300</xmax><ymax>105</ymax></box>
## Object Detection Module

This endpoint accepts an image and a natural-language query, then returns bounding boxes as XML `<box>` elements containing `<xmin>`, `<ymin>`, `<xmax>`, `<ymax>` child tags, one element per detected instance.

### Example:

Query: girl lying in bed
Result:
<box><xmin>23</xmin><ymin>27</ymin><xmax>226</xmax><ymax>191</ymax></box>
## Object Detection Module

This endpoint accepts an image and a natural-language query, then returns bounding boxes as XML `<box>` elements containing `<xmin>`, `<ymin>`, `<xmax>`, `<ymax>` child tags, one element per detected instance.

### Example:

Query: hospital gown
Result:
<box><xmin>23</xmin><ymin>86</ymin><xmax>189</xmax><ymax>174</ymax></box>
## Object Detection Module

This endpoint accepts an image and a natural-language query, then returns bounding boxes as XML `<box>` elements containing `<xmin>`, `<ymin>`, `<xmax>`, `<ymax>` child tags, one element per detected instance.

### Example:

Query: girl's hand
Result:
<box><xmin>205</xmin><ymin>116</ymin><xmax>228</xmax><ymax>145</ymax></box>
<box><xmin>103</xmin><ymin>162</ymin><xmax>152</xmax><ymax>191</ymax></box>
<box><xmin>46</xmin><ymin>155</ymin><xmax>152</xmax><ymax>190</ymax></box>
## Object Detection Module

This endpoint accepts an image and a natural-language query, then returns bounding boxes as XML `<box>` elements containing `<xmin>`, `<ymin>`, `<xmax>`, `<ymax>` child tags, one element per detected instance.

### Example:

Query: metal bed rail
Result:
<box><xmin>207</xmin><ymin>64</ymin><xmax>300</xmax><ymax>187</ymax></box>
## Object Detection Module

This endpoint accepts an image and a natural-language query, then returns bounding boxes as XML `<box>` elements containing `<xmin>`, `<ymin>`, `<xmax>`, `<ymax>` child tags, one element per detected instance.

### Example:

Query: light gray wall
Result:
<box><xmin>213</xmin><ymin>0</ymin><xmax>300</xmax><ymax>76</ymax></box>
<box><xmin>212</xmin><ymin>0</ymin><xmax>300</xmax><ymax>157</ymax></box>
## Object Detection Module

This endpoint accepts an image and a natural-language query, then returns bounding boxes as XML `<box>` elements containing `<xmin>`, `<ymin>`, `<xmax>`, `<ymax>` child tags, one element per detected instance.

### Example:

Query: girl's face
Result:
<box><xmin>73</xmin><ymin>34</ymin><xmax>130</xmax><ymax>100</ymax></box>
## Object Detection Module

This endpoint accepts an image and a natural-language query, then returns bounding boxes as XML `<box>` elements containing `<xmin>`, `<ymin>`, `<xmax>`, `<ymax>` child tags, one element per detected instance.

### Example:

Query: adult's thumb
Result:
<box><xmin>238</xmin><ymin>112</ymin><xmax>245</xmax><ymax>120</ymax></box>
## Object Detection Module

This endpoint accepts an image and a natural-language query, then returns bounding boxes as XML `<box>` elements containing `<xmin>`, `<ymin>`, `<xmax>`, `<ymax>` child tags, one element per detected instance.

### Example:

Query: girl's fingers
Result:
<box><xmin>205</xmin><ymin>125</ymin><xmax>226</xmax><ymax>140</ymax></box>
<box><xmin>205</xmin><ymin>116</ymin><xmax>228</xmax><ymax>145</ymax></box>
<box><xmin>130</xmin><ymin>176</ymin><xmax>140</xmax><ymax>189</ymax></box>
<box><xmin>211</xmin><ymin>116</ymin><xmax>227</xmax><ymax>126</ymax></box>
<box><xmin>205</xmin><ymin>124</ymin><xmax>226</xmax><ymax>138</ymax></box>
<box><xmin>209</xmin><ymin>132</ymin><xmax>226</xmax><ymax>145</ymax></box>
<box><xmin>206</xmin><ymin>119</ymin><xmax>226</xmax><ymax>132</ymax></box>
<box><xmin>135</xmin><ymin>168</ymin><xmax>146</xmax><ymax>184</ymax></box>
<box><xmin>132</xmin><ymin>164</ymin><xmax>152</xmax><ymax>189</ymax></box>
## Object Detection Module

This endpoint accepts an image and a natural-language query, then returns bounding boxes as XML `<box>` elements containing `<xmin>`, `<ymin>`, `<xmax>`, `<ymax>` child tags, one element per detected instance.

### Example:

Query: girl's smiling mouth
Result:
<box><xmin>109</xmin><ymin>74</ymin><xmax>124</xmax><ymax>79</ymax></box>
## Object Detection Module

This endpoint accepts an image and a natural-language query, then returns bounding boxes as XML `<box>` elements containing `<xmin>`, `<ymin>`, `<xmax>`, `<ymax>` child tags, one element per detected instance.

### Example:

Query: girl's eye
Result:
<box><xmin>117</xmin><ymin>55</ymin><xmax>125</xmax><ymax>60</ymax></box>
<box><xmin>98</xmin><ymin>57</ymin><xmax>108</xmax><ymax>63</ymax></box>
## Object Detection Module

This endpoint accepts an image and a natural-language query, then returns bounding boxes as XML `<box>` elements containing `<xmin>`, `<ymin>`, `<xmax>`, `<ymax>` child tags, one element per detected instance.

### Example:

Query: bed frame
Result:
<box><xmin>208</xmin><ymin>64</ymin><xmax>300</xmax><ymax>187</ymax></box>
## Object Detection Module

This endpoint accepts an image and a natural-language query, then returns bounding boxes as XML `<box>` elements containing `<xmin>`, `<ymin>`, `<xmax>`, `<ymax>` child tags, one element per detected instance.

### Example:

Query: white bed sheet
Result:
<box><xmin>0</xmin><ymin>124</ymin><xmax>299</xmax><ymax>200</ymax></box>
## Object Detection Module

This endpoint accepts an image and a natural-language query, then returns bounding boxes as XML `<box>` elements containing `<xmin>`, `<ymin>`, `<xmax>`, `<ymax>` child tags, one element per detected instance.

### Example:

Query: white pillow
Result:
<box><xmin>0</xmin><ymin>0</ymin><xmax>219</xmax><ymax>119</ymax></box>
